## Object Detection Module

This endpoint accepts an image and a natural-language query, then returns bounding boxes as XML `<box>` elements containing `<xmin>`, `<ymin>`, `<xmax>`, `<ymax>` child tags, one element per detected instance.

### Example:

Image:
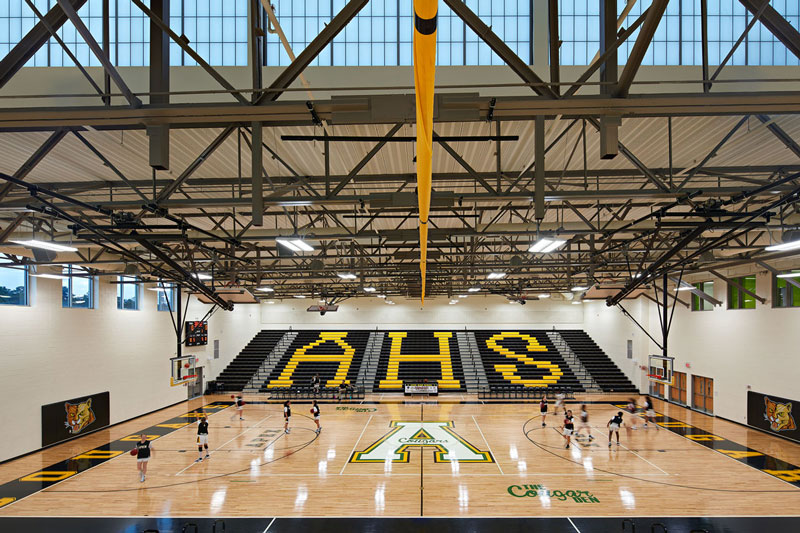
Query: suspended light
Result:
<box><xmin>363</xmin><ymin>287</ymin><xmax>376</xmax><ymax>292</ymax></box>
<box><xmin>256</xmin><ymin>287</ymin><xmax>274</xmax><ymax>292</ymax></box>
<box><xmin>571</xmin><ymin>286</ymin><xmax>589</xmax><ymax>292</ymax></box>
<box><xmin>777</xmin><ymin>272</ymin><xmax>800</xmax><ymax>279</ymax></box>
<box><xmin>467</xmin><ymin>287</ymin><xmax>481</xmax><ymax>292</ymax></box>
<box><xmin>537</xmin><ymin>293</ymin><xmax>551</xmax><ymax>299</ymax></box>
<box><xmin>528</xmin><ymin>238</ymin><xmax>566</xmax><ymax>253</ymax></box>
<box><xmin>487</xmin><ymin>272</ymin><xmax>506</xmax><ymax>280</ymax></box>
<box><xmin>11</xmin><ymin>239</ymin><xmax>78</xmax><ymax>252</ymax></box>
<box><xmin>765</xmin><ymin>239</ymin><xmax>800</xmax><ymax>252</ymax></box>
<box><xmin>337</xmin><ymin>273</ymin><xmax>357</xmax><ymax>280</ymax></box>
<box><xmin>276</xmin><ymin>238</ymin><xmax>315</xmax><ymax>252</ymax></box>
<box><xmin>192</xmin><ymin>273</ymin><xmax>212</xmax><ymax>280</ymax></box>
<box><xmin>293</xmin><ymin>295</ymin><xmax>307</xmax><ymax>299</ymax></box>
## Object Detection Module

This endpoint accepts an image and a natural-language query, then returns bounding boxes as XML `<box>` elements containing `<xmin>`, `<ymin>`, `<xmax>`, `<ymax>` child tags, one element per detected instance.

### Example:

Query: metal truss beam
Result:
<box><xmin>328</xmin><ymin>123</ymin><xmax>404</xmax><ymax>198</ymax></box>
<box><xmin>56</xmin><ymin>0</ymin><xmax>141</xmax><ymax>108</ymax></box>
<box><xmin>740</xmin><ymin>0</ymin><xmax>800</xmax><ymax>60</ymax></box>
<box><xmin>0</xmin><ymin>129</ymin><xmax>67</xmax><ymax>202</ymax></box>
<box><xmin>616</xmin><ymin>0</ymin><xmax>669</xmax><ymax>97</ymax></box>
<box><xmin>10</xmin><ymin>92</ymin><xmax>800</xmax><ymax>130</ymax></box>
<box><xmin>443</xmin><ymin>0</ymin><xmax>557</xmax><ymax>98</ymax></box>
<box><xmin>0</xmin><ymin>0</ymin><xmax>88</xmax><ymax>89</ymax></box>
<box><xmin>255</xmin><ymin>0</ymin><xmax>369</xmax><ymax>104</ymax></box>
<box><xmin>672</xmin><ymin>277</ymin><xmax>723</xmax><ymax>306</ymax></box>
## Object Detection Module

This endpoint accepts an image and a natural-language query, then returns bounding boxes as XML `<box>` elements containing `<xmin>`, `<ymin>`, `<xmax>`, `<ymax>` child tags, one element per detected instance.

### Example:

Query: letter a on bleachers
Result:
<box><xmin>268</xmin><ymin>332</ymin><xmax>355</xmax><ymax>388</ymax></box>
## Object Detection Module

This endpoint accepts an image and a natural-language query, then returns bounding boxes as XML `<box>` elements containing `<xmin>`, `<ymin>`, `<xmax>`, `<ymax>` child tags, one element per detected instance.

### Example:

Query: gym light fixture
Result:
<box><xmin>293</xmin><ymin>295</ymin><xmax>307</xmax><ymax>299</ymax></box>
<box><xmin>528</xmin><ymin>238</ymin><xmax>566</xmax><ymax>253</ymax></box>
<box><xmin>337</xmin><ymin>273</ymin><xmax>357</xmax><ymax>280</ymax></box>
<box><xmin>256</xmin><ymin>287</ymin><xmax>275</xmax><ymax>292</ymax></box>
<box><xmin>468</xmin><ymin>287</ymin><xmax>481</xmax><ymax>292</ymax></box>
<box><xmin>276</xmin><ymin>238</ymin><xmax>315</xmax><ymax>252</ymax></box>
<box><xmin>537</xmin><ymin>293</ymin><xmax>551</xmax><ymax>299</ymax></box>
<box><xmin>33</xmin><ymin>273</ymin><xmax>69</xmax><ymax>280</ymax></box>
<box><xmin>458</xmin><ymin>294</ymin><xmax>468</xmax><ymax>298</ymax></box>
<box><xmin>192</xmin><ymin>273</ymin><xmax>212</xmax><ymax>280</ymax></box>
<box><xmin>11</xmin><ymin>239</ymin><xmax>78</xmax><ymax>252</ymax></box>
<box><xmin>377</xmin><ymin>294</ymin><xmax>387</xmax><ymax>298</ymax></box>
<box><xmin>765</xmin><ymin>239</ymin><xmax>800</xmax><ymax>252</ymax></box>
<box><xmin>363</xmin><ymin>287</ymin><xmax>376</xmax><ymax>292</ymax></box>
<box><xmin>777</xmin><ymin>272</ymin><xmax>800</xmax><ymax>279</ymax></box>
<box><xmin>487</xmin><ymin>272</ymin><xmax>506</xmax><ymax>280</ymax></box>
<box><xmin>572</xmin><ymin>300</ymin><xmax>583</xmax><ymax>305</ymax></box>
<box><xmin>571</xmin><ymin>286</ymin><xmax>589</xmax><ymax>292</ymax></box>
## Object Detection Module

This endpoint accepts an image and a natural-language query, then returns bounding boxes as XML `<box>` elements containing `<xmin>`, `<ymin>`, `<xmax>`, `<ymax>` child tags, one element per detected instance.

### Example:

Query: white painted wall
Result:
<box><xmin>5</xmin><ymin>267</ymin><xmax>800</xmax><ymax>461</ymax></box>
<box><xmin>639</xmin><ymin>271</ymin><xmax>800</xmax><ymax>424</ymax></box>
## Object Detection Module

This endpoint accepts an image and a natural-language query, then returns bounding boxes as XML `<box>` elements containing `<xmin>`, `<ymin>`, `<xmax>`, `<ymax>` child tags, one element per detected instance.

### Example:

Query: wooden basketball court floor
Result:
<box><xmin>1</xmin><ymin>394</ymin><xmax>799</xmax><ymax>532</ymax></box>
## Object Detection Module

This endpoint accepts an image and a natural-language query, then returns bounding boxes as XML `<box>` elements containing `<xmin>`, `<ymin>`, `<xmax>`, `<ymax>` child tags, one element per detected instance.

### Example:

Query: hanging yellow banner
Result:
<box><xmin>414</xmin><ymin>0</ymin><xmax>437</xmax><ymax>305</ymax></box>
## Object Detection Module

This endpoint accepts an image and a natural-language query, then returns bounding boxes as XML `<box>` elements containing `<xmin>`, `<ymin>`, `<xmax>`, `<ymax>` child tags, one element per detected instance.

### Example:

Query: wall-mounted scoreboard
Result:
<box><xmin>185</xmin><ymin>320</ymin><xmax>208</xmax><ymax>346</ymax></box>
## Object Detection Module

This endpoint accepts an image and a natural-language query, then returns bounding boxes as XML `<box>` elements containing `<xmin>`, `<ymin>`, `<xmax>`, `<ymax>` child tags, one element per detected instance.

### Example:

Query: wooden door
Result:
<box><xmin>670</xmin><ymin>371</ymin><xmax>686</xmax><ymax>404</ymax></box>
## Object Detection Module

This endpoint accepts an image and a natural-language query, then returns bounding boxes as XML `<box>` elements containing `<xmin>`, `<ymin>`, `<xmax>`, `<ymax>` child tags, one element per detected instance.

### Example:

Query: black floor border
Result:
<box><xmin>0</xmin><ymin>516</ymin><xmax>799</xmax><ymax>533</ymax></box>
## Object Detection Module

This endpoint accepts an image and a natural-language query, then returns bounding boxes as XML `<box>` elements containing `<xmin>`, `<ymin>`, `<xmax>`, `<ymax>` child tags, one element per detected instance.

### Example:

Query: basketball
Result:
<box><xmin>310</xmin><ymin>408</ymin><xmax>314</xmax><ymax>414</ymax></box>
<box><xmin>130</xmin><ymin>448</ymin><xmax>137</xmax><ymax>456</ymax></box>
<box><xmin>184</xmin><ymin>363</ymin><xmax>190</xmax><ymax>368</ymax></box>
<box><xmin>231</xmin><ymin>395</ymin><xmax>235</xmax><ymax>399</ymax></box>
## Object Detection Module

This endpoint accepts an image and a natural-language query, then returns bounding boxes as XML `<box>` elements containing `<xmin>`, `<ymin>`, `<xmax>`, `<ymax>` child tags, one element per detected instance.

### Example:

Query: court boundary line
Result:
<box><xmin>3</xmin><ymin>514</ymin><xmax>800</xmax><ymax>519</ymax></box>
<box><xmin>339</xmin><ymin>414</ymin><xmax>373</xmax><ymax>475</ymax></box>
<box><xmin>566</xmin><ymin>516</ymin><xmax>581</xmax><ymax>532</ymax></box>
<box><xmin>262</xmin><ymin>517</ymin><xmax>276</xmax><ymax>532</ymax></box>
<box><xmin>471</xmin><ymin>415</ymin><xmax>503</xmax><ymax>475</ymax></box>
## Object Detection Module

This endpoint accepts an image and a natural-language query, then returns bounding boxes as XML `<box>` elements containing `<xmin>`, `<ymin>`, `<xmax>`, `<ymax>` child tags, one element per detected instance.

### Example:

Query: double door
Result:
<box><xmin>692</xmin><ymin>375</ymin><xmax>714</xmax><ymax>414</ymax></box>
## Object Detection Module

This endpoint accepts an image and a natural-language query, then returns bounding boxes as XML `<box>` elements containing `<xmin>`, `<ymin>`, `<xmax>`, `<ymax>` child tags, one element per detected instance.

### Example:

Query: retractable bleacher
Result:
<box><xmin>372</xmin><ymin>331</ymin><xmax>466</xmax><ymax>392</ymax></box>
<box><xmin>473</xmin><ymin>330</ymin><xmax>584</xmax><ymax>398</ymax></box>
<box><xmin>214</xmin><ymin>330</ymin><xmax>287</xmax><ymax>392</ymax></box>
<box><xmin>557</xmin><ymin>330</ymin><xmax>638</xmax><ymax>393</ymax></box>
<box><xmin>261</xmin><ymin>330</ymin><xmax>370</xmax><ymax>398</ymax></box>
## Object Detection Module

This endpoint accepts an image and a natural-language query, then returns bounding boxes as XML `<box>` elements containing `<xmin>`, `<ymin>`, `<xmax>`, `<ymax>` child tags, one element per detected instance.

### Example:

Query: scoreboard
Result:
<box><xmin>185</xmin><ymin>321</ymin><xmax>208</xmax><ymax>346</ymax></box>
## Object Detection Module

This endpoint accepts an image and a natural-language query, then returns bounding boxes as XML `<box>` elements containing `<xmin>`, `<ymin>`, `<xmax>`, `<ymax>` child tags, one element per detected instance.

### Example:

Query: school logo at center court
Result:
<box><xmin>349</xmin><ymin>421</ymin><xmax>494</xmax><ymax>463</ymax></box>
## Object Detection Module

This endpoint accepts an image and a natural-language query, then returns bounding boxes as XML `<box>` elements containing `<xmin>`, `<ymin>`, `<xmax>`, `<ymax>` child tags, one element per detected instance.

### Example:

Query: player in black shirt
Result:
<box><xmin>284</xmin><ymin>400</ymin><xmax>292</xmax><ymax>434</ymax></box>
<box><xmin>561</xmin><ymin>410</ymin><xmax>575</xmax><ymax>449</ymax></box>
<box><xmin>133</xmin><ymin>434</ymin><xmax>155</xmax><ymax>483</ymax></box>
<box><xmin>539</xmin><ymin>397</ymin><xmax>548</xmax><ymax>427</ymax></box>
<box><xmin>195</xmin><ymin>415</ymin><xmax>210</xmax><ymax>462</ymax></box>
<box><xmin>230</xmin><ymin>395</ymin><xmax>245</xmax><ymax>421</ymax></box>
<box><xmin>311</xmin><ymin>400</ymin><xmax>321</xmax><ymax>434</ymax></box>
<box><xmin>607</xmin><ymin>411</ymin><xmax>624</xmax><ymax>447</ymax></box>
<box><xmin>643</xmin><ymin>395</ymin><xmax>659</xmax><ymax>430</ymax></box>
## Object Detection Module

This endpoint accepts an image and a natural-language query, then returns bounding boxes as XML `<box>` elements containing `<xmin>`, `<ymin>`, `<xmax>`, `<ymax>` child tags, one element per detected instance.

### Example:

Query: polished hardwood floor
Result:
<box><xmin>1</xmin><ymin>394</ymin><xmax>799</xmax><ymax>519</ymax></box>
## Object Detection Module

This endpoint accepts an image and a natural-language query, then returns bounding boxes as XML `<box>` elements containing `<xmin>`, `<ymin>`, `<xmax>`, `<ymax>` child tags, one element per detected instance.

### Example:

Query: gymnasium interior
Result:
<box><xmin>1</xmin><ymin>0</ymin><xmax>800</xmax><ymax>531</ymax></box>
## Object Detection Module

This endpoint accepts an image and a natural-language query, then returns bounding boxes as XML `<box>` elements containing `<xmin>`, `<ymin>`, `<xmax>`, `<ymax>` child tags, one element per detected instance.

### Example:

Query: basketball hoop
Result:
<box><xmin>647</xmin><ymin>355</ymin><xmax>674</xmax><ymax>386</ymax></box>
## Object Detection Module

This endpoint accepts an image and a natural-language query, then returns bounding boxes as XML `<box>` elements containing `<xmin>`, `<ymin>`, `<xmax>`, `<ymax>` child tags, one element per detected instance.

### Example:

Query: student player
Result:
<box><xmin>554</xmin><ymin>391</ymin><xmax>567</xmax><ymax>415</ymax></box>
<box><xmin>230</xmin><ymin>394</ymin><xmax>245</xmax><ymax>421</ymax></box>
<box><xmin>195</xmin><ymin>415</ymin><xmax>210</xmax><ymax>462</ymax></box>
<box><xmin>607</xmin><ymin>411</ymin><xmax>624</xmax><ymax>447</ymax></box>
<box><xmin>311</xmin><ymin>400</ymin><xmax>321</xmax><ymax>433</ymax></box>
<box><xmin>283</xmin><ymin>400</ymin><xmax>292</xmax><ymax>434</ymax></box>
<box><xmin>311</xmin><ymin>374</ymin><xmax>321</xmax><ymax>396</ymax></box>
<box><xmin>338</xmin><ymin>382</ymin><xmax>347</xmax><ymax>403</ymax></box>
<box><xmin>561</xmin><ymin>409</ymin><xmax>575</xmax><ymax>449</ymax></box>
<box><xmin>133</xmin><ymin>434</ymin><xmax>155</xmax><ymax>482</ymax></box>
<box><xmin>539</xmin><ymin>396</ymin><xmax>548</xmax><ymax>426</ymax></box>
<box><xmin>576</xmin><ymin>404</ymin><xmax>594</xmax><ymax>440</ymax></box>
<box><xmin>625</xmin><ymin>398</ymin><xmax>639</xmax><ymax>429</ymax></box>
<box><xmin>643</xmin><ymin>395</ymin><xmax>659</xmax><ymax>429</ymax></box>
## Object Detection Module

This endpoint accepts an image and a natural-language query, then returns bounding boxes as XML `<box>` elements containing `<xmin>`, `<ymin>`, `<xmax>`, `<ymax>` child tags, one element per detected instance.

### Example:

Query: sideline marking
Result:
<box><xmin>339</xmin><ymin>415</ymin><xmax>373</xmax><ymax>475</ymax></box>
<box><xmin>472</xmin><ymin>415</ymin><xmax>503</xmax><ymax>474</ymax></box>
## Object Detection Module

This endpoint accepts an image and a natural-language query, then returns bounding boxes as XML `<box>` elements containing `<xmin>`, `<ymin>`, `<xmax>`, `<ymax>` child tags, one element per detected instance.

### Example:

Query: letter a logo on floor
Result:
<box><xmin>350</xmin><ymin>421</ymin><xmax>494</xmax><ymax>463</ymax></box>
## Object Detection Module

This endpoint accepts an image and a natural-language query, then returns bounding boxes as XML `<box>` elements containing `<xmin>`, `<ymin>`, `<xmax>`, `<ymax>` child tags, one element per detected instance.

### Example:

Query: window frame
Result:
<box><xmin>727</xmin><ymin>275</ymin><xmax>756</xmax><ymax>310</ymax></box>
<box><xmin>773</xmin><ymin>270</ymin><xmax>800</xmax><ymax>308</ymax></box>
<box><xmin>156</xmin><ymin>284</ymin><xmax>177</xmax><ymax>312</ymax></box>
<box><xmin>690</xmin><ymin>281</ymin><xmax>714</xmax><ymax>312</ymax></box>
<box><xmin>0</xmin><ymin>258</ymin><xmax>29</xmax><ymax>307</ymax></box>
<box><xmin>62</xmin><ymin>265</ymin><xmax>95</xmax><ymax>309</ymax></box>
<box><xmin>116</xmin><ymin>275</ymin><xmax>140</xmax><ymax>310</ymax></box>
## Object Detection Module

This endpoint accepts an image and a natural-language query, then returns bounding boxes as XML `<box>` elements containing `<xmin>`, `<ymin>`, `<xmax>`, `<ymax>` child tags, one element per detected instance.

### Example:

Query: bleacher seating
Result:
<box><xmin>261</xmin><ymin>330</ymin><xmax>370</xmax><ymax>393</ymax></box>
<box><xmin>214</xmin><ymin>330</ymin><xmax>287</xmax><ymax>392</ymax></box>
<box><xmin>473</xmin><ymin>330</ymin><xmax>585</xmax><ymax>394</ymax></box>
<box><xmin>557</xmin><ymin>330</ymin><xmax>638</xmax><ymax>393</ymax></box>
<box><xmin>372</xmin><ymin>331</ymin><xmax>465</xmax><ymax>391</ymax></box>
